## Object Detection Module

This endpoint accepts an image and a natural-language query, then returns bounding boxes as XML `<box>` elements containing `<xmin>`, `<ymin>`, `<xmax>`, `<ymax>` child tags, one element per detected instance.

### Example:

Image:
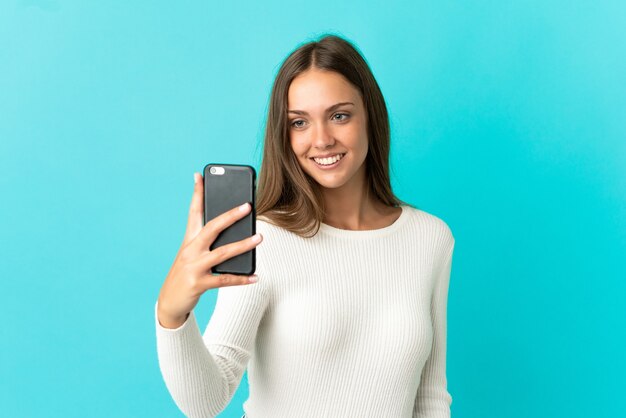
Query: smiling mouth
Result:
<box><xmin>310</xmin><ymin>153</ymin><xmax>346</xmax><ymax>166</ymax></box>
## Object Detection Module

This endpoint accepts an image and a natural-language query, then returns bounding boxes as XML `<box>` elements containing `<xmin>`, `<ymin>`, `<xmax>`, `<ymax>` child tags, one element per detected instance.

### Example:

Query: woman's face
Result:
<box><xmin>287</xmin><ymin>68</ymin><xmax>368</xmax><ymax>191</ymax></box>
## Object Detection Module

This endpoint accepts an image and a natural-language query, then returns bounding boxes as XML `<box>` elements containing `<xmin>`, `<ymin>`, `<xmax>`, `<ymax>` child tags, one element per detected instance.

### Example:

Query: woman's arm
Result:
<box><xmin>413</xmin><ymin>237</ymin><xmax>455</xmax><ymax>418</ymax></box>
<box><xmin>155</xmin><ymin>277</ymin><xmax>269</xmax><ymax>418</ymax></box>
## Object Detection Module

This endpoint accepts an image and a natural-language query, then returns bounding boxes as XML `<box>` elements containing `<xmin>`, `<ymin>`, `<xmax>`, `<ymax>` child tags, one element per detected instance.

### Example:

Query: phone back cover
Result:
<box><xmin>203</xmin><ymin>164</ymin><xmax>256</xmax><ymax>275</ymax></box>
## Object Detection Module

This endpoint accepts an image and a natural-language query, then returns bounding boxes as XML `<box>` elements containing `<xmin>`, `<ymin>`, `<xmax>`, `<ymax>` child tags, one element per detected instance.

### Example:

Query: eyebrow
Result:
<box><xmin>287</xmin><ymin>102</ymin><xmax>354</xmax><ymax>116</ymax></box>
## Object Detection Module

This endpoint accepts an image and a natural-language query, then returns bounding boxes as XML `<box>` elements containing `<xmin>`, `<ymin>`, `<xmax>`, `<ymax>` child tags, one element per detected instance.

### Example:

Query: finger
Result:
<box><xmin>190</xmin><ymin>201</ymin><xmax>252</xmax><ymax>253</ymax></box>
<box><xmin>200</xmin><ymin>273</ymin><xmax>259</xmax><ymax>291</ymax></box>
<box><xmin>182</xmin><ymin>172</ymin><xmax>204</xmax><ymax>245</ymax></box>
<box><xmin>195</xmin><ymin>231</ymin><xmax>262</xmax><ymax>272</ymax></box>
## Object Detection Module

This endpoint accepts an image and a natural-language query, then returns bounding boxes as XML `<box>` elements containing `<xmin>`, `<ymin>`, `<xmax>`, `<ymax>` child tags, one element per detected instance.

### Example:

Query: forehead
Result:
<box><xmin>288</xmin><ymin>69</ymin><xmax>359</xmax><ymax>107</ymax></box>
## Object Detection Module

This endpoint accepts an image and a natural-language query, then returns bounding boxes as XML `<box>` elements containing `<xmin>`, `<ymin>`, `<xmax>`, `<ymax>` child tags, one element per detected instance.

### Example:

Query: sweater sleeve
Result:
<box><xmin>154</xmin><ymin>277</ymin><xmax>269</xmax><ymax>418</ymax></box>
<box><xmin>413</xmin><ymin>237</ymin><xmax>455</xmax><ymax>418</ymax></box>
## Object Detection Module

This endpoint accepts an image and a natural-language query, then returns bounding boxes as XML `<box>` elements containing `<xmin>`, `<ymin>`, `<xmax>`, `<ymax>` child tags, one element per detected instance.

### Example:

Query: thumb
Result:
<box><xmin>183</xmin><ymin>172</ymin><xmax>204</xmax><ymax>245</ymax></box>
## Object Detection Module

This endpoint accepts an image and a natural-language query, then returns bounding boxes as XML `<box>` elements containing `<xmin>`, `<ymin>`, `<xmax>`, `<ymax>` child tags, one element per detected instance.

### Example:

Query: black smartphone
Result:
<box><xmin>202</xmin><ymin>163</ymin><xmax>256</xmax><ymax>276</ymax></box>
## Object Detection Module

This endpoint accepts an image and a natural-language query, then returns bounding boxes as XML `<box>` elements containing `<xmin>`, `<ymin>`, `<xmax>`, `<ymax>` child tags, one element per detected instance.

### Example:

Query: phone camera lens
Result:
<box><xmin>209</xmin><ymin>166</ymin><xmax>225</xmax><ymax>175</ymax></box>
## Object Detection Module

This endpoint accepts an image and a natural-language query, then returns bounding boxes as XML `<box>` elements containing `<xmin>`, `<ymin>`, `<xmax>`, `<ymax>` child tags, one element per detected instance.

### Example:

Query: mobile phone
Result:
<box><xmin>202</xmin><ymin>163</ymin><xmax>256</xmax><ymax>275</ymax></box>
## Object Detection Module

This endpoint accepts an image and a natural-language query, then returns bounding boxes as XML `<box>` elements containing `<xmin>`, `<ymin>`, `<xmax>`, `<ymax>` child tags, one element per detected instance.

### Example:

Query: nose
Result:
<box><xmin>312</xmin><ymin>122</ymin><xmax>335</xmax><ymax>150</ymax></box>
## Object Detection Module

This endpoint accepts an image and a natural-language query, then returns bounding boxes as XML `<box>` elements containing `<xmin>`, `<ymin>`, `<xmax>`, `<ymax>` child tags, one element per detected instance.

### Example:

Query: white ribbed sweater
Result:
<box><xmin>155</xmin><ymin>204</ymin><xmax>455</xmax><ymax>418</ymax></box>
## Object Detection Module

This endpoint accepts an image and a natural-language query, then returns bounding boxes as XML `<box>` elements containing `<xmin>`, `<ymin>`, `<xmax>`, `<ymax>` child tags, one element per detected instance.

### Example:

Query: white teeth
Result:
<box><xmin>313</xmin><ymin>153</ymin><xmax>344</xmax><ymax>165</ymax></box>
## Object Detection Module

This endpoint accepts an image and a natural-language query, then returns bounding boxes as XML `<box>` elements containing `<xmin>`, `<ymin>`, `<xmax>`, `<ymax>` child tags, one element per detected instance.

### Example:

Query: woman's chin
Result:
<box><xmin>313</xmin><ymin>176</ymin><xmax>348</xmax><ymax>189</ymax></box>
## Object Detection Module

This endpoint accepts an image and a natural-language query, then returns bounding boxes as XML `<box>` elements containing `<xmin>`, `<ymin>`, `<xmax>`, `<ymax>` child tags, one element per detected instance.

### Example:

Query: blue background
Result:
<box><xmin>1</xmin><ymin>1</ymin><xmax>624</xmax><ymax>417</ymax></box>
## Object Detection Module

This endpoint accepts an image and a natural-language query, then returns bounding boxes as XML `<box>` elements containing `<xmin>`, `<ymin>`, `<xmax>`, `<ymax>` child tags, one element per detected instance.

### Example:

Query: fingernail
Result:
<box><xmin>248</xmin><ymin>275</ymin><xmax>258</xmax><ymax>283</ymax></box>
<box><xmin>193</xmin><ymin>173</ymin><xmax>198</xmax><ymax>184</ymax></box>
<box><xmin>251</xmin><ymin>233</ymin><xmax>261</xmax><ymax>243</ymax></box>
<box><xmin>239</xmin><ymin>202</ymin><xmax>250</xmax><ymax>212</ymax></box>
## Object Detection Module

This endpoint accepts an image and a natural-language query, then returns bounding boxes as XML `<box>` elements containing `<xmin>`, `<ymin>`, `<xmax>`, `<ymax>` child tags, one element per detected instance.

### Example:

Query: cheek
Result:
<box><xmin>346</xmin><ymin>127</ymin><xmax>367</xmax><ymax>153</ymax></box>
<box><xmin>289</xmin><ymin>134</ymin><xmax>308</xmax><ymax>157</ymax></box>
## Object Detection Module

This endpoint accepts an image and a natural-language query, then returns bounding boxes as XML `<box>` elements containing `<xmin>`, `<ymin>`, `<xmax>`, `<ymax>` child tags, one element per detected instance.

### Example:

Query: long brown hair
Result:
<box><xmin>256</xmin><ymin>33</ymin><xmax>411</xmax><ymax>238</ymax></box>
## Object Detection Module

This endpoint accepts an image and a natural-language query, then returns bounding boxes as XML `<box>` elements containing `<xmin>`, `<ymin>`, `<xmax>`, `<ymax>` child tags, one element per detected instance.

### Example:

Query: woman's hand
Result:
<box><xmin>156</xmin><ymin>172</ymin><xmax>263</xmax><ymax>329</ymax></box>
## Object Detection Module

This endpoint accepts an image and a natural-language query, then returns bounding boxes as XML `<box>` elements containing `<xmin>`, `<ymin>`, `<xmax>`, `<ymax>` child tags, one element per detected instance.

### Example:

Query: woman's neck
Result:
<box><xmin>321</xmin><ymin>185</ymin><xmax>397</xmax><ymax>231</ymax></box>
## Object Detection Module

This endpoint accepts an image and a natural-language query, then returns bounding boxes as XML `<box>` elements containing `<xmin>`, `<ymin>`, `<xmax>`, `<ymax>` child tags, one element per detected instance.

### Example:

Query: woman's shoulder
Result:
<box><xmin>255</xmin><ymin>217</ymin><xmax>276</xmax><ymax>233</ymax></box>
<box><xmin>402</xmin><ymin>204</ymin><xmax>454</xmax><ymax>243</ymax></box>
<box><xmin>255</xmin><ymin>216</ymin><xmax>294</xmax><ymax>239</ymax></box>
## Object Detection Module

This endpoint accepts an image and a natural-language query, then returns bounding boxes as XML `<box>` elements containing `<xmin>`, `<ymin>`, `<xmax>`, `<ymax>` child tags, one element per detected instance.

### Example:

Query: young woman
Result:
<box><xmin>156</xmin><ymin>34</ymin><xmax>455</xmax><ymax>418</ymax></box>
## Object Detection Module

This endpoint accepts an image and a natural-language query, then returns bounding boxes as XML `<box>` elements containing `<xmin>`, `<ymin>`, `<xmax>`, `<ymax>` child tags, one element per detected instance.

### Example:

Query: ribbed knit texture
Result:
<box><xmin>155</xmin><ymin>204</ymin><xmax>455</xmax><ymax>418</ymax></box>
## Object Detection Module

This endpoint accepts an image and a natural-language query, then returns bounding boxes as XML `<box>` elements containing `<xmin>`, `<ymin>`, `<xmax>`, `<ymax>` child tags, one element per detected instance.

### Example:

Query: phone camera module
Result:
<box><xmin>209</xmin><ymin>166</ymin><xmax>225</xmax><ymax>175</ymax></box>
